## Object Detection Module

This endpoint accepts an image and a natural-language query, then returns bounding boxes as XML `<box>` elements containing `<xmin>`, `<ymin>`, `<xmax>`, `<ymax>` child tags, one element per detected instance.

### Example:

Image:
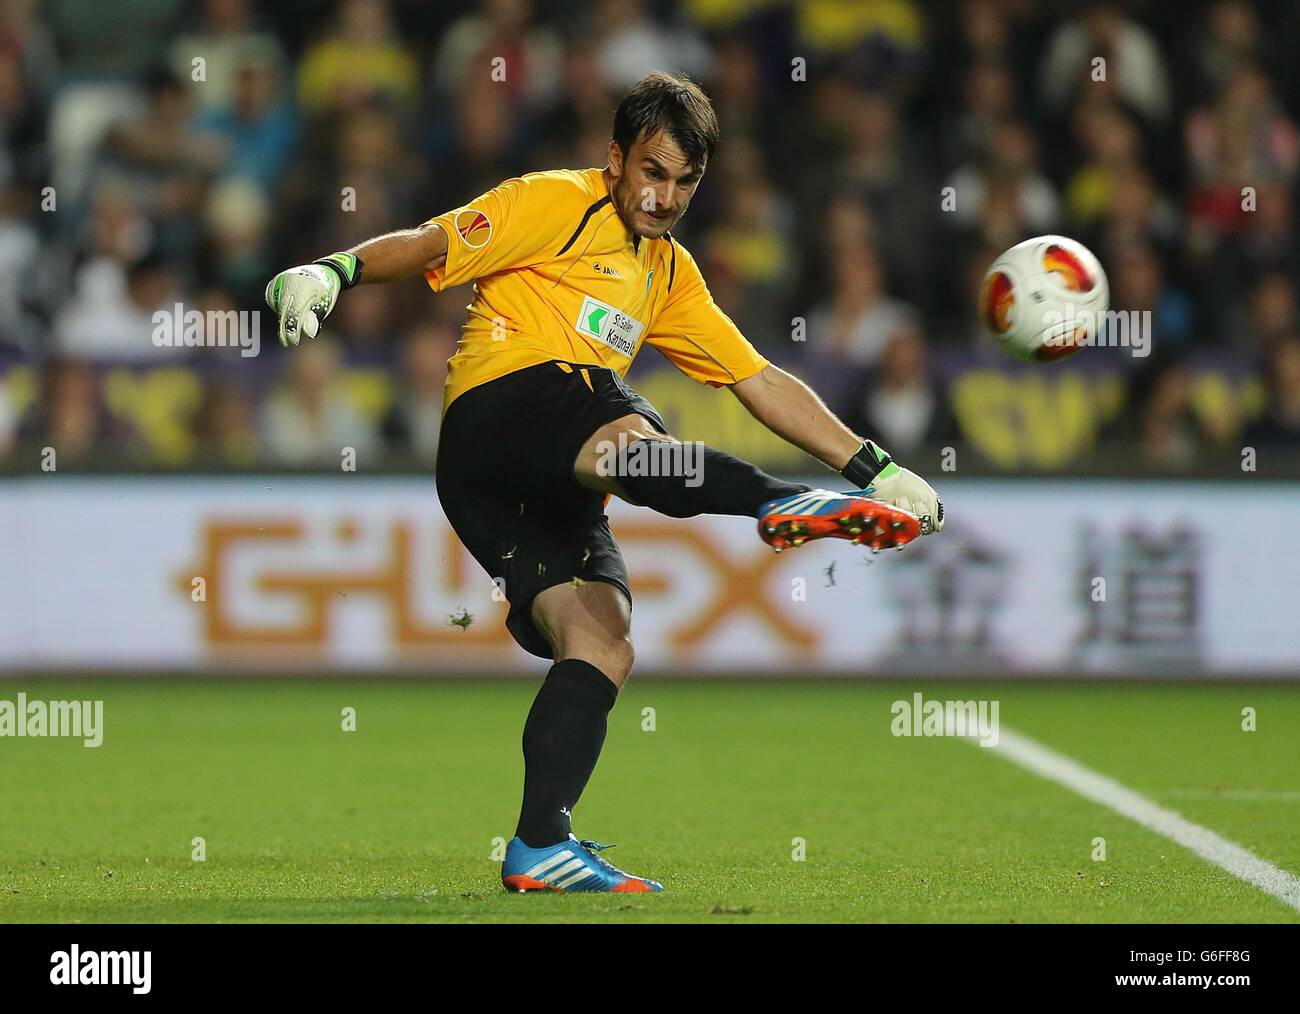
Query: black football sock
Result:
<box><xmin>613</xmin><ymin>440</ymin><xmax>810</xmax><ymax>518</ymax></box>
<box><xmin>515</xmin><ymin>658</ymin><xmax>619</xmax><ymax>849</ymax></box>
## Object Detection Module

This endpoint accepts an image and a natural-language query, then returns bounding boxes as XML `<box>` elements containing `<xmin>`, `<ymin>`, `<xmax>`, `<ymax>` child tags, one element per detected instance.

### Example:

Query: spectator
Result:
<box><xmin>168</xmin><ymin>0</ymin><xmax>287</xmax><ymax>113</ymax></box>
<box><xmin>821</xmin><ymin>88</ymin><xmax>935</xmax><ymax>300</ymax></box>
<box><xmin>794</xmin><ymin>0</ymin><xmax>925</xmax><ymax>87</ymax></box>
<box><xmin>1206</xmin><ymin>183</ymin><xmax>1299</xmax><ymax>292</ymax></box>
<box><xmin>847</xmin><ymin>323</ymin><xmax>957</xmax><ymax>457</ymax></box>
<box><xmin>0</xmin><ymin>8</ymin><xmax>51</xmax><ymax>186</ymax></box>
<box><xmin>946</xmin><ymin>119</ymin><xmax>1059</xmax><ymax>235</ymax></box>
<box><xmin>44</xmin><ymin>0</ymin><xmax>182</xmax><ymax>78</ymax></box>
<box><xmin>259</xmin><ymin>341</ymin><xmax>377</xmax><ymax>466</ymax></box>
<box><xmin>16</xmin><ymin>358</ymin><xmax>132</xmax><ymax>463</ymax></box>
<box><xmin>380</xmin><ymin>322</ymin><xmax>457</xmax><ymax>462</ymax></box>
<box><xmin>297</xmin><ymin>0</ymin><xmax>421</xmax><ymax>118</ymax></box>
<box><xmin>99</xmin><ymin>67</ymin><xmax>223</xmax><ymax>258</ymax></box>
<box><xmin>1189</xmin><ymin>0</ymin><xmax>1265</xmax><ymax>102</ymax></box>
<box><xmin>0</xmin><ymin>180</ymin><xmax>41</xmax><ymax>352</ymax></box>
<box><xmin>430</xmin><ymin>0</ymin><xmax>562</xmax><ymax>112</ymax></box>
<box><xmin>707</xmin><ymin>36</ymin><xmax>768</xmax><ymax>144</ymax></box>
<box><xmin>1062</xmin><ymin>101</ymin><xmax>1144</xmax><ymax>227</ymax></box>
<box><xmin>54</xmin><ymin>251</ymin><xmax>185</xmax><ymax>362</ymax></box>
<box><xmin>591</xmin><ymin>0</ymin><xmax>711</xmax><ymax>91</ymax></box>
<box><xmin>807</xmin><ymin>241</ymin><xmax>918</xmax><ymax>369</ymax></box>
<box><xmin>1239</xmin><ymin>271</ymin><xmax>1298</xmax><ymax>352</ymax></box>
<box><xmin>101</xmin><ymin>67</ymin><xmax>222</xmax><ymax>190</ymax></box>
<box><xmin>196</xmin><ymin>50</ymin><xmax>299</xmax><ymax>191</ymax></box>
<box><xmin>1107</xmin><ymin>242</ymin><xmax>1195</xmax><ymax>352</ymax></box>
<box><xmin>956</xmin><ymin>0</ymin><xmax>1016</xmax><ymax>64</ymax></box>
<box><xmin>190</xmin><ymin>375</ymin><xmax>258</xmax><ymax>465</ymax></box>
<box><xmin>533</xmin><ymin>39</ymin><xmax>617</xmax><ymax>169</ymax></box>
<box><xmin>430</xmin><ymin>75</ymin><xmax>526</xmax><ymax>203</ymax></box>
<box><xmin>200</xmin><ymin>177</ymin><xmax>274</xmax><ymax>304</ymax></box>
<box><xmin>331</xmin><ymin>282</ymin><xmax>402</xmax><ymax>351</ymax></box>
<box><xmin>1090</xmin><ymin>161</ymin><xmax>1181</xmax><ymax>264</ymax></box>
<box><xmin>942</xmin><ymin>59</ymin><xmax>1017</xmax><ymax>169</ymax></box>
<box><xmin>316</xmin><ymin>103</ymin><xmax>425</xmax><ymax>251</ymax></box>
<box><xmin>1122</xmin><ymin>357</ymin><xmax>1223</xmax><ymax>469</ymax></box>
<box><xmin>1183</xmin><ymin>64</ymin><xmax>1300</xmax><ymax>260</ymax></box>
<box><xmin>1040</xmin><ymin>0</ymin><xmax>1172</xmax><ymax>125</ymax></box>
<box><xmin>1185</xmin><ymin>64</ymin><xmax>1298</xmax><ymax>191</ymax></box>
<box><xmin>698</xmin><ymin>140</ymin><xmax>796</xmax><ymax>351</ymax></box>
<box><xmin>1243</xmin><ymin>336</ymin><xmax>1300</xmax><ymax>446</ymax></box>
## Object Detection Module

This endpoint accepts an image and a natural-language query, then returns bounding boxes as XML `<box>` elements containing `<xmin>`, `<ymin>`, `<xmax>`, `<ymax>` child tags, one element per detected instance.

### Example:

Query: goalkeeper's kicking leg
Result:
<box><xmin>574</xmin><ymin>413</ymin><xmax>934</xmax><ymax>551</ymax></box>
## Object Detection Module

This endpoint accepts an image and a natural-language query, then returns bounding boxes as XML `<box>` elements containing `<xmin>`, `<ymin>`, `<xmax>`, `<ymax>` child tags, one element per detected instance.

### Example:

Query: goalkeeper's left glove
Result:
<box><xmin>841</xmin><ymin>438</ymin><xmax>945</xmax><ymax>535</ymax></box>
<box><xmin>264</xmin><ymin>252</ymin><xmax>362</xmax><ymax>348</ymax></box>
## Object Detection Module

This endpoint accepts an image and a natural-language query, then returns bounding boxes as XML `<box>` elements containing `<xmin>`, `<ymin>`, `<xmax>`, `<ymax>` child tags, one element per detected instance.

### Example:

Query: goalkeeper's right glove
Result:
<box><xmin>264</xmin><ymin>252</ymin><xmax>362</xmax><ymax>348</ymax></box>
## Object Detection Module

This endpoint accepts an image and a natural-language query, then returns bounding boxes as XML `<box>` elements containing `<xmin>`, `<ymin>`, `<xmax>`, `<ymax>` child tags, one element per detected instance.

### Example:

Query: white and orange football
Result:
<box><xmin>980</xmin><ymin>235</ymin><xmax>1109</xmax><ymax>361</ymax></box>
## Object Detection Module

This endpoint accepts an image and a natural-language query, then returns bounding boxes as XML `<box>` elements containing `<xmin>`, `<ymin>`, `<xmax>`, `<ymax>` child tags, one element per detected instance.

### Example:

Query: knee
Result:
<box><xmin>614</xmin><ymin>438</ymin><xmax>703</xmax><ymax>519</ymax></box>
<box><xmin>531</xmin><ymin>581</ymin><xmax>637</xmax><ymax>686</ymax></box>
<box><xmin>560</xmin><ymin>629</ymin><xmax>635</xmax><ymax>688</ymax></box>
<box><xmin>589</xmin><ymin>632</ymin><xmax>636</xmax><ymax>688</ymax></box>
<box><xmin>607</xmin><ymin>634</ymin><xmax>635</xmax><ymax>683</ymax></box>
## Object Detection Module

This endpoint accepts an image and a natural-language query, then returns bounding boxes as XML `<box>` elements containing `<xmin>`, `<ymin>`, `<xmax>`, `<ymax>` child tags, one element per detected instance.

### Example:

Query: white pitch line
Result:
<box><xmin>966</xmin><ymin>725</ymin><xmax>1300</xmax><ymax>914</ymax></box>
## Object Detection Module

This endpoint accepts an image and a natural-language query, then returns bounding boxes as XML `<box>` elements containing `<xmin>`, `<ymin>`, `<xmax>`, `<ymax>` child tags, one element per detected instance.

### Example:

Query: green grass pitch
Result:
<box><xmin>1</xmin><ymin>678</ymin><xmax>1297</xmax><ymax>923</ymax></box>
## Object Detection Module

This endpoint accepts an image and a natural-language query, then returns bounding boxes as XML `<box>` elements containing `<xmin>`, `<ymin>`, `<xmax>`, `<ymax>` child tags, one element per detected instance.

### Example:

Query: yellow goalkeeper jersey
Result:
<box><xmin>423</xmin><ymin>166</ymin><xmax>769</xmax><ymax>412</ymax></box>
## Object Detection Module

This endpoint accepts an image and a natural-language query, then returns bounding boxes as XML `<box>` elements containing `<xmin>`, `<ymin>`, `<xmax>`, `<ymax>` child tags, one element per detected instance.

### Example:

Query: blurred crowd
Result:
<box><xmin>1</xmin><ymin>0</ymin><xmax>1299</xmax><ymax>471</ymax></box>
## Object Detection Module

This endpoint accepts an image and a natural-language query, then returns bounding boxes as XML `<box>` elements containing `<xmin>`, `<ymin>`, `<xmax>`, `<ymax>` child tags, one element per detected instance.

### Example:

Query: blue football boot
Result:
<box><xmin>502</xmin><ymin>835</ymin><xmax>663</xmax><ymax>893</ymax></box>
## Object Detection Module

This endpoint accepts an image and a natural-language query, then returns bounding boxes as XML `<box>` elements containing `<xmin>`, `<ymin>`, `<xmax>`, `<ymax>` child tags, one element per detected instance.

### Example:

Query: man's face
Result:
<box><xmin>606</xmin><ymin>130</ymin><xmax>704</xmax><ymax>240</ymax></box>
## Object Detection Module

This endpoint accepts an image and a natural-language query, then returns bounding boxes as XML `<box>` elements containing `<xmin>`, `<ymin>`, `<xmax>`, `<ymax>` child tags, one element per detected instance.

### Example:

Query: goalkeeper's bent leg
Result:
<box><xmin>610</xmin><ymin>439</ymin><xmax>810</xmax><ymax>519</ymax></box>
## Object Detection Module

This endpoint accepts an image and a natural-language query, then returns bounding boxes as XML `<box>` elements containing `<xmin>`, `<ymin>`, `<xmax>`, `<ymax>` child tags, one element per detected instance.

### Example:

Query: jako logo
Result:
<box><xmin>50</xmin><ymin>946</ymin><xmax>151</xmax><ymax>994</ymax></box>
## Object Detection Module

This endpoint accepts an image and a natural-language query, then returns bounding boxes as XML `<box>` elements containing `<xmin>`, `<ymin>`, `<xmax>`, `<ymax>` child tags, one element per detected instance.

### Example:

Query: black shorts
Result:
<box><xmin>435</xmin><ymin>360</ymin><xmax>668</xmax><ymax>659</ymax></box>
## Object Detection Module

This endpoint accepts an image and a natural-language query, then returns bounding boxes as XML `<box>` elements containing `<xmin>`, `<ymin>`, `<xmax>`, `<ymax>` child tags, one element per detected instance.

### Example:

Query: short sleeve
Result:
<box><xmin>644</xmin><ymin>242</ymin><xmax>769</xmax><ymax>386</ymax></box>
<box><xmin>423</xmin><ymin>175</ymin><xmax>576</xmax><ymax>291</ymax></box>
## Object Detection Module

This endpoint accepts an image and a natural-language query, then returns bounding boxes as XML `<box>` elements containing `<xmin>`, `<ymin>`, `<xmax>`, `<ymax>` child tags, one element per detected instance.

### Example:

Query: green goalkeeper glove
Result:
<box><xmin>264</xmin><ymin>252</ymin><xmax>362</xmax><ymax>348</ymax></box>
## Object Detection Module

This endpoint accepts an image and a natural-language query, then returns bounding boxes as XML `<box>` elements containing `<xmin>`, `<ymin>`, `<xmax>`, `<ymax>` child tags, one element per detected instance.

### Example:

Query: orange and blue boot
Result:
<box><xmin>757</xmin><ymin>489</ymin><xmax>922</xmax><ymax>553</ymax></box>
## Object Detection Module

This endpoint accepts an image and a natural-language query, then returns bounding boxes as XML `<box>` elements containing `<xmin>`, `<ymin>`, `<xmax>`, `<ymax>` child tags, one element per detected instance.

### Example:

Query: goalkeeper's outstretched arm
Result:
<box><xmin>264</xmin><ymin>223</ymin><xmax>449</xmax><ymax>347</ymax></box>
<box><xmin>345</xmin><ymin>222</ymin><xmax>448</xmax><ymax>283</ymax></box>
<box><xmin>731</xmin><ymin>364</ymin><xmax>945</xmax><ymax>533</ymax></box>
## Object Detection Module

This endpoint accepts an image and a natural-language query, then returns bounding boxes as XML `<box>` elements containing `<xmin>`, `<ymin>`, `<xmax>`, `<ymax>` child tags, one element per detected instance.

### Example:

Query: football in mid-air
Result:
<box><xmin>980</xmin><ymin>235</ymin><xmax>1109</xmax><ymax>361</ymax></box>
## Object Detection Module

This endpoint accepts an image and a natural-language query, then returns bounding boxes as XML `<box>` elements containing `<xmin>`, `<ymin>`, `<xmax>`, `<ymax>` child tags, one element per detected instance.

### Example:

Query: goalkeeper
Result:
<box><xmin>266</xmin><ymin>72</ymin><xmax>944</xmax><ymax>894</ymax></box>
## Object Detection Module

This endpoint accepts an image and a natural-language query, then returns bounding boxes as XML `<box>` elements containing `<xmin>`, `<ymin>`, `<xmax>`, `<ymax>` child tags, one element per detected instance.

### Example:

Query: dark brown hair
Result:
<box><xmin>612</xmin><ymin>72</ymin><xmax>720</xmax><ymax>171</ymax></box>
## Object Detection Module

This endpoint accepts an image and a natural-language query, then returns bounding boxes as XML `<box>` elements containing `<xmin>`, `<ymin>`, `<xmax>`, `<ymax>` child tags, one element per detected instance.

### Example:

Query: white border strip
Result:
<box><xmin>970</xmin><ymin>725</ymin><xmax>1300</xmax><ymax>914</ymax></box>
